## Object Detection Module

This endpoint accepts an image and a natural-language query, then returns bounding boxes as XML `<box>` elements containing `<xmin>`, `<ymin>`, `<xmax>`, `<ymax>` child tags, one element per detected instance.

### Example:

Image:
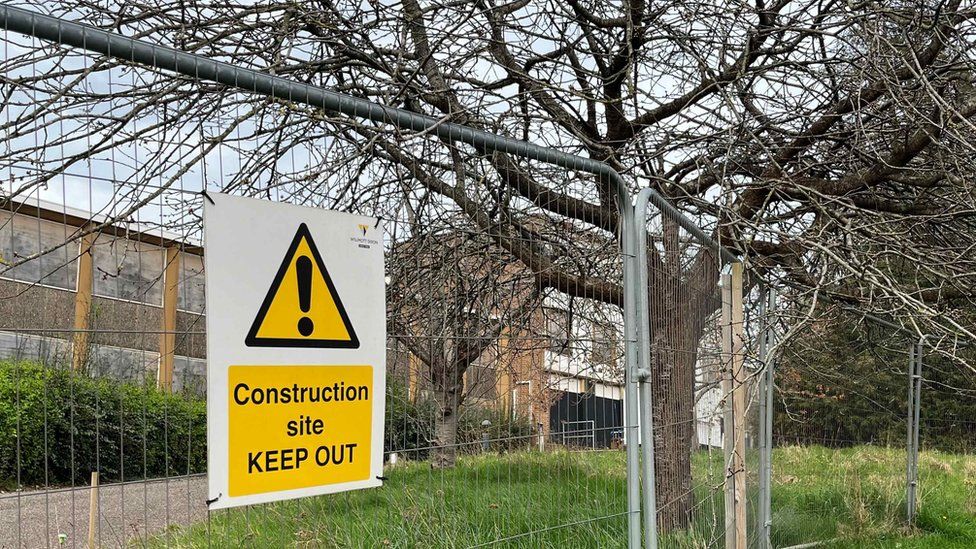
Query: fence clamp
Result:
<box><xmin>199</xmin><ymin>189</ymin><xmax>216</xmax><ymax>205</ymax></box>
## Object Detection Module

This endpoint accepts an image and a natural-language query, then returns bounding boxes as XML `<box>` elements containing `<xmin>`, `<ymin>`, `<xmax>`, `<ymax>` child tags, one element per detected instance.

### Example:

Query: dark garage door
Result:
<box><xmin>549</xmin><ymin>391</ymin><xmax>623</xmax><ymax>448</ymax></box>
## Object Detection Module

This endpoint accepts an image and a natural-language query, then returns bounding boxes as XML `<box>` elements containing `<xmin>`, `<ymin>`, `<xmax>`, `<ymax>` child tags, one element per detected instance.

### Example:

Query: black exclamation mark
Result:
<box><xmin>296</xmin><ymin>256</ymin><xmax>314</xmax><ymax>336</ymax></box>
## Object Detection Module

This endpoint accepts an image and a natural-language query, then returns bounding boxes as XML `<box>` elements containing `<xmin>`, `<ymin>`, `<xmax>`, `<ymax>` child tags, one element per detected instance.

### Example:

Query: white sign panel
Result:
<box><xmin>204</xmin><ymin>193</ymin><xmax>386</xmax><ymax>510</ymax></box>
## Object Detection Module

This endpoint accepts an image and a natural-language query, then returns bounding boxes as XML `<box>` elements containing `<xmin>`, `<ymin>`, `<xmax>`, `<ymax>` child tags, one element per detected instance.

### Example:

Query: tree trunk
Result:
<box><xmin>647</xmin><ymin>231</ymin><xmax>715</xmax><ymax>532</ymax></box>
<box><xmin>431</xmin><ymin>371</ymin><xmax>462</xmax><ymax>468</ymax></box>
<box><xmin>650</xmin><ymin>311</ymin><xmax>700</xmax><ymax>531</ymax></box>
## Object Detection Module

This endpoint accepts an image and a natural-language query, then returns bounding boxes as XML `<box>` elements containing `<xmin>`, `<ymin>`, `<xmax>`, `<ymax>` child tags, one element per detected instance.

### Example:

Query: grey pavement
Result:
<box><xmin>0</xmin><ymin>476</ymin><xmax>207</xmax><ymax>549</ymax></box>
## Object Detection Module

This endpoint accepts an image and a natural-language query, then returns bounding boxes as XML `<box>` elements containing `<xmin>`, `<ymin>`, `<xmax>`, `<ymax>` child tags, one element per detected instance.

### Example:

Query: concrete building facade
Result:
<box><xmin>1</xmin><ymin>198</ymin><xmax>205</xmax><ymax>393</ymax></box>
<box><xmin>2</xmin><ymin>200</ymin><xmax>634</xmax><ymax>446</ymax></box>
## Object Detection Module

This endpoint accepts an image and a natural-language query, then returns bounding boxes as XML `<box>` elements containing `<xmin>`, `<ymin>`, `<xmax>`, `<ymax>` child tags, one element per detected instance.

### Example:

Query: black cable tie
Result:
<box><xmin>373</xmin><ymin>215</ymin><xmax>383</xmax><ymax>229</ymax></box>
<box><xmin>376</xmin><ymin>475</ymin><xmax>388</xmax><ymax>481</ymax></box>
<box><xmin>206</xmin><ymin>493</ymin><xmax>222</xmax><ymax>506</ymax></box>
<box><xmin>199</xmin><ymin>189</ymin><xmax>216</xmax><ymax>205</ymax></box>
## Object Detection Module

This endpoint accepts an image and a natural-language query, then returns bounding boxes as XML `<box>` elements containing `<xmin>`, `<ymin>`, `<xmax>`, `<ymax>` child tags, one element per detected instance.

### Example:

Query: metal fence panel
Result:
<box><xmin>0</xmin><ymin>11</ymin><xmax>633</xmax><ymax>548</ymax></box>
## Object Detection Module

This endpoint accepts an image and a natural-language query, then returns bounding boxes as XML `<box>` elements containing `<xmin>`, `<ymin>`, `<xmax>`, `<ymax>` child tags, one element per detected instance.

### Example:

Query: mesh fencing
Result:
<box><xmin>767</xmin><ymin>310</ymin><xmax>976</xmax><ymax>547</ymax></box>
<box><xmin>768</xmin><ymin>320</ymin><xmax>915</xmax><ymax>547</ymax></box>
<box><xmin>0</xmin><ymin>8</ymin><xmax>780</xmax><ymax>548</ymax></box>
<box><xmin>637</xmin><ymin>205</ymin><xmax>760</xmax><ymax>548</ymax></box>
<box><xmin>0</xmin><ymin>22</ymin><xmax>635</xmax><ymax>547</ymax></box>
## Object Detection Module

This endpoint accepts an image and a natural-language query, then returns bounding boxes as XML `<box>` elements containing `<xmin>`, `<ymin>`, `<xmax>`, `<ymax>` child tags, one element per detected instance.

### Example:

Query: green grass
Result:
<box><xmin>769</xmin><ymin>446</ymin><xmax>976</xmax><ymax>548</ymax></box>
<box><xmin>154</xmin><ymin>450</ymin><xmax>629</xmax><ymax>548</ymax></box>
<box><xmin>150</xmin><ymin>446</ymin><xmax>976</xmax><ymax>548</ymax></box>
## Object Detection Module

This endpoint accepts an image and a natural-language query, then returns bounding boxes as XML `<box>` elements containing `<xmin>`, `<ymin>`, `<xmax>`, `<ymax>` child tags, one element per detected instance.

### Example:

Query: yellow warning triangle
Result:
<box><xmin>245</xmin><ymin>223</ymin><xmax>359</xmax><ymax>348</ymax></box>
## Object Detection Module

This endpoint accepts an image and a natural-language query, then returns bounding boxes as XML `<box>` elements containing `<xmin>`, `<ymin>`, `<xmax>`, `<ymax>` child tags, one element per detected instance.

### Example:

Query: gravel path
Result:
<box><xmin>0</xmin><ymin>475</ymin><xmax>208</xmax><ymax>549</ymax></box>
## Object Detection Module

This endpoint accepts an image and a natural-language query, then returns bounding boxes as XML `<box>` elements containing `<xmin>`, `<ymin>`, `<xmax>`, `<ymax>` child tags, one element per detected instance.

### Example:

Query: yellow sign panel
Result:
<box><xmin>245</xmin><ymin>223</ymin><xmax>359</xmax><ymax>348</ymax></box>
<box><xmin>228</xmin><ymin>365</ymin><xmax>373</xmax><ymax>497</ymax></box>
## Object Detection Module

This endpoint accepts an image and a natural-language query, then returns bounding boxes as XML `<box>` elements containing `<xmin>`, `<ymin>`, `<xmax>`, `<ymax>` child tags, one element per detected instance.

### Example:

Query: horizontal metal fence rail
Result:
<box><xmin>0</xmin><ymin>4</ymin><xmax>736</xmax><ymax>265</ymax></box>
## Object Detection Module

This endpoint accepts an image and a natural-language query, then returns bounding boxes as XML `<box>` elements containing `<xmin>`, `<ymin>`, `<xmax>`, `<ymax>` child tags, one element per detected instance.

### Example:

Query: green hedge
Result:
<box><xmin>1</xmin><ymin>363</ymin><xmax>536</xmax><ymax>488</ymax></box>
<box><xmin>0</xmin><ymin>361</ymin><xmax>206</xmax><ymax>488</ymax></box>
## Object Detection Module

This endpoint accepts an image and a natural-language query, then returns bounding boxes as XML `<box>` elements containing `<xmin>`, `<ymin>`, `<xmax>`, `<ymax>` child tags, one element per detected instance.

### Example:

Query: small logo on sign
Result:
<box><xmin>351</xmin><ymin>223</ymin><xmax>379</xmax><ymax>249</ymax></box>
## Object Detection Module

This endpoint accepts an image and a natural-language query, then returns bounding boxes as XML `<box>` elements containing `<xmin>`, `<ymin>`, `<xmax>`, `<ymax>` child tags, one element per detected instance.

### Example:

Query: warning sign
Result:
<box><xmin>227</xmin><ymin>365</ymin><xmax>372</xmax><ymax>496</ymax></box>
<box><xmin>203</xmin><ymin>193</ymin><xmax>385</xmax><ymax>510</ymax></box>
<box><xmin>245</xmin><ymin>224</ymin><xmax>359</xmax><ymax>348</ymax></box>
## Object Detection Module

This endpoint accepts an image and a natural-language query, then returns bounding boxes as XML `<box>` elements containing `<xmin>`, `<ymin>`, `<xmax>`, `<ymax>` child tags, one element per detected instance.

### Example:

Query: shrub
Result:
<box><xmin>774</xmin><ymin>316</ymin><xmax>976</xmax><ymax>453</ymax></box>
<box><xmin>384</xmin><ymin>379</ymin><xmax>436</xmax><ymax>459</ymax></box>
<box><xmin>1</xmin><ymin>365</ymin><xmax>540</xmax><ymax>487</ymax></box>
<box><xmin>0</xmin><ymin>361</ymin><xmax>206</xmax><ymax>488</ymax></box>
<box><xmin>383</xmin><ymin>379</ymin><xmax>537</xmax><ymax>460</ymax></box>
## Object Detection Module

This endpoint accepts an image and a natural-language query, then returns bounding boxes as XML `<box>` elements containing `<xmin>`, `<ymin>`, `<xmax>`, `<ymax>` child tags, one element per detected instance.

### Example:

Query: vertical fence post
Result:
<box><xmin>721</xmin><ymin>274</ymin><xmax>734</xmax><ymax>548</ymax></box>
<box><xmin>907</xmin><ymin>337</ymin><xmax>924</xmax><ymax>525</ymax></box>
<box><xmin>158</xmin><ymin>245</ymin><xmax>180</xmax><ymax>392</ymax></box>
<box><xmin>72</xmin><ymin>231</ymin><xmax>95</xmax><ymax>372</ymax></box>
<box><xmin>634</xmin><ymin>189</ymin><xmax>658</xmax><ymax>549</ymax></box>
<box><xmin>620</xmin><ymin>186</ymin><xmax>643</xmax><ymax>549</ymax></box>
<box><xmin>905</xmin><ymin>340</ymin><xmax>915</xmax><ymax>523</ymax></box>
<box><xmin>912</xmin><ymin>338</ymin><xmax>923</xmax><ymax>514</ymax></box>
<box><xmin>757</xmin><ymin>288</ymin><xmax>777</xmax><ymax>548</ymax></box>
<box><xmin>757</xmin><ymin>290</ymin><xmax>768</xmax><ymax>546</ymax></box>
<box><xmin>87</xmin><ymin>471</ymin><xmax>99</xmax><ymax>549</ymax></box>
<box><xmin>730</xmin><ymin>263</ymin><xmax>747</xmax><ymax>549</ymax></box>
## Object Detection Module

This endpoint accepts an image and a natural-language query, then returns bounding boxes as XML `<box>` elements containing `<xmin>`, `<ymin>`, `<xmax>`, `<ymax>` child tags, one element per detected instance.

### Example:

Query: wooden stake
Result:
<box><xmin>721</xmin><ymin>265</ymin><xmax>748</xmax><ymax>549</ymax></box>
<box><xmin>730</xmin><ymin>264</ymin><xmax>748</xmax><ymax>549</ymax></box>
<box><xmin>87</xmin><ymin>471</ymin><xmax>99</xmax><ymax>549</ymax></box>
<box><xmin>721</xmin><ymin>274</ymin><xmax>735</xmax><ymax>549</ymax></box>
<box><xmin>71</xmin><ymin>232</ymin><xmax>95</xmax><ymax>372</ymax></box>
<box><xmin>158</xmin><ymin>246</ymin><xmax>180</xmax><ymax>392</ymax></box>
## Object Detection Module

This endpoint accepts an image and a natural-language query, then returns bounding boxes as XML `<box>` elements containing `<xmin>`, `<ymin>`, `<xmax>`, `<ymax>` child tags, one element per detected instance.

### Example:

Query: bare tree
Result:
<box><xmin>387</xmin><ymin>223</ymin><xmax>539</xmax><ymax>468</ymax></box>
<box><xmin>2</xmin><ymin>0</ymin><xmax>976</xmax><ymax>529</ymax></box>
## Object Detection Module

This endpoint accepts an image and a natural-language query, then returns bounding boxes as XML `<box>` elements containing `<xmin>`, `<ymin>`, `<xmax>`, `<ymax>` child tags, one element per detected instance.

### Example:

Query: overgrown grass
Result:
<box><xmin>151</xmin><ymin>445</ymin><xmax>976</xmax><ymax>548</ymax></box>
<box><xmin>770</xmin><ymin>446</ymin><xmax>976</xmax><ymax>548</ymax></box>
<box><xmin>154</xmin><ymin>450</ymin><xmax>629</xmax><ymax>548</ymax></box>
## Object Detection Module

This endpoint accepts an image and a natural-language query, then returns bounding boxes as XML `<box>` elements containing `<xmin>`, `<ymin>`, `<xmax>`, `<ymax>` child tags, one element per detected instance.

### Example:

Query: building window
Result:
<box><xmin>0</xmin><ymin>213</ymin><xmax>79</xmax><ymax>290</ymax></box>
<box><xmin>591</xmin><ymin>324</ymin><xmax>619</xmax><ymax>366</ymax></box>
<box><xmin>545</xmin><ymin>307</ymin><xmax>573</xmax><ymax>356</ymax></box>
<box><xmin>173</xmin><ymin>355</ymin><xmax>206</xmax><ymax>396</ymax></box>
<box><xmin>87</xmin><ymin>343</ymin><xmax>159</xmax><ymax>383</ymax></box>
<box><xmin>178</xmin><ymin>252</ymin><xmax>205</xmax><ymax>314</ymax></box>
<box><xmin>0</xmin><ymin>331</ymin><xmax>73</xmax><ymax>366</ymax></box>
<box><xmin>92</xmin><ymin>235</ymin><xmax>164</xmax><ymax>305</ymax></box>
